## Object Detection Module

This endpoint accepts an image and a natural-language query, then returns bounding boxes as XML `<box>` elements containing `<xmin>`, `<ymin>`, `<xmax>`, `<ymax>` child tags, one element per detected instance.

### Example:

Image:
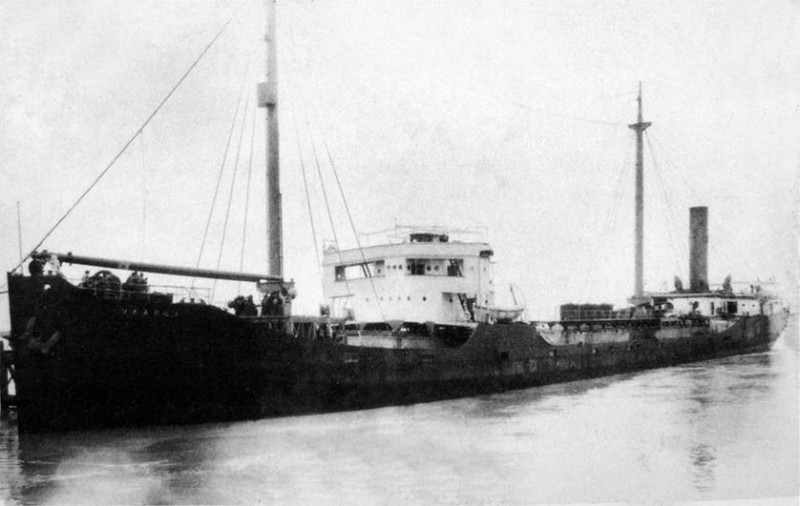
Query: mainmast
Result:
<box><xmin>629</xmin><ymin>83</ymin><xmax>651</xmax><ymax>302</ymax></box>
<box><xmin>260</xmin><ymin>0</ymin><xmax>283</xmax><ymax>278</ymax></box>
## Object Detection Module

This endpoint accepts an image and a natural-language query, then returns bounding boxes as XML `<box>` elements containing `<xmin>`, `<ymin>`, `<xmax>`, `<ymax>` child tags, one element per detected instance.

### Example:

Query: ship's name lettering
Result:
<box><xmin>121</xmin><ymin>307</ymin><xmax>178</xmax><ymax>318</ymax></box>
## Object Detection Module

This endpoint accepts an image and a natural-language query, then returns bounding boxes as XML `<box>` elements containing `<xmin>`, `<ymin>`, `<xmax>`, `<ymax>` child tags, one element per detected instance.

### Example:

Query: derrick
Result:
<box><xmin>31</xmin><ymin>251</ymin><xmax>280</xmax><ymax>284</ymax></box>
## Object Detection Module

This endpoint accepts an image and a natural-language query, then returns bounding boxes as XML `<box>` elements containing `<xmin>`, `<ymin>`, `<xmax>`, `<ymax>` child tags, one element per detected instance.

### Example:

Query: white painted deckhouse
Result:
<box><xmin>322</xmin><ymin>227</ymin><xmax>495</xmax><ymax>326</ymax></box>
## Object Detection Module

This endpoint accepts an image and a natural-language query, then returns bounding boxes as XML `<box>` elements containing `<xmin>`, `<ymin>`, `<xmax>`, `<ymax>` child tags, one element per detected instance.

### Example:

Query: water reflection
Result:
<box><xmin>689</xmin><ymin>443</ymin><xmax>717</xmax><ymax>494</ymax></box>
<box><xmin>678</xmin><ymin>351</ymin><xmax>794</xmax><ymax>498</ymax></box>
<box><xmin>0</xmin><ymin>421</ymin><xmax>23</xmax><ymax>503</ymax></box>
<box><xmin>6</xmin><ymin>424</ymin><xmax>229</xmax><ymax>504</ymax></box>
<box><xmin>133</xmin><ymin>432</ymin><xmax>216</xmax><ymax>503</ymax></box>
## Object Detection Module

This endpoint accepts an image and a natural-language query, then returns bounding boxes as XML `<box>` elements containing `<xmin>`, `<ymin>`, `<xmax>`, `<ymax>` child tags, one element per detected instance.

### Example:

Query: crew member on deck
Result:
<box><xmin>124</xmin><ymin>271</ymin><xmax>147</xmax><ymax>293</ymax></box>
<box><xmin>244</xmin><ymin>295</ymin><xmax>258</xmax><ymax>317</ymax></box>
<box><xmin>29</xmin><ymin>258</ymin><xmax>45</xmax><ymax>276</ymax></box>
<box><xmin>137</xmin><ymin>273</ymin><xmax>148</xmax><ymax>292</ymax></box>
<box><xmin>262</xmin><ymin>290</ymin><xmax>283</xmax><ymax>316</ymax></box>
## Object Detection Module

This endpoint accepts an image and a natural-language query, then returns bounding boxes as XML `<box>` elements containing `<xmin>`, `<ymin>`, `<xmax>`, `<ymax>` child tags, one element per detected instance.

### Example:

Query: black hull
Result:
<box><xmin>5</xmin><ymin>273</ymin><xmax>789</xmax><ymax>434</ymax></box>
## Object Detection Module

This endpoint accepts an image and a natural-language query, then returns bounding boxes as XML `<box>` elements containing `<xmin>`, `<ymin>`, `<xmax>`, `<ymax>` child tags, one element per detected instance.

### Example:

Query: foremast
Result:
<box><xmin>629</xmin><ymin>83</ymin><xmax>651</xmax><ymax>303</ymax></box>
<box><xmin>260</xmin><ymin>0</ymin><xmax>282</xmax><ymax>278</ymax></box>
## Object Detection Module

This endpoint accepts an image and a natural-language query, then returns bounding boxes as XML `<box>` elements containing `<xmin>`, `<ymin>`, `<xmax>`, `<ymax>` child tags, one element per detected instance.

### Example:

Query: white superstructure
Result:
<box><xmin>322</xmin><ymin>228</ymin><xmax>495</xmax><ymax>325</ymax></box>
<box><xmin>651</xmin><ymin>289</ymin><xmax>786</xmax><ymax>318</ymax></box>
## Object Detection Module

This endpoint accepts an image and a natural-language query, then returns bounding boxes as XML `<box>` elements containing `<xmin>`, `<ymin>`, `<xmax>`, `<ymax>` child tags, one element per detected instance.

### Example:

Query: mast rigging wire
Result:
<box><xmin>647</xmin><ymin>132</ymin><xmax>760</xmax><ymax>283</ymax></box>
<box><xmin>577</xmin><ymin>132</ymin><xmax>635</xmax><ymax>300</ymax></box>
<box><xmin>292</xmin><ymin>112</ymin><xmax>323</xmax><ymax>274</ymax></box>
<box><xmin>237</xmin><ymin>110</ymin><xmax>258</xmax><ymax>294</ymax></box>
<box><xmin>285</xmin><ymin>14</ymin><xmax>385</xmax><ymax>322</ymax></box>
<box><xmin>511</xmin><ymin>102</ymin><xmax>626</xmax><ymax>127</ymax></box>
<box><xmin>306</xmin><ymin>121</ymin><xmax>356</xmax><ymax>297</ymax></box>
<box><xmin>648</xmin><ymin>131</ymin><xmax>704</xmax><ymax>204</ymax></box>
<box><xmin>284</xmin><ymin>18</ymin><xmax>323</xmax><ymax>276</ymax></box>
<box><xmin>646</xmin><ymin>132</ymin><xmax>687</xmax><ymax>276</ymax></box>
<box><xmin>139</xmin><ymin>132</ymin><xmax>148</xmax><ymax>262</ymax></box>
<box><xmin>646</xmin><ymin>130</ymin><xmax>737</xmax><ymax>275</ymax></box>
<box><xmin>318</xmin><ymin>127</ymin><xmax>388</xmax><ymax>321</ymax></box>
<box><xmin>12</xmin><ymin>17</ymin><xmax>234</xmax><ymax>274</ymax></box>
<box><xmin>193</xmin><ymin>62</ymin><xmax>251</xmax><ymax>274</ymax></box>
<box><xmin>306</xmin><ymin>116</ymin><xmax>387</xmax><ymax>323</ymax></box>
<box><xmin>16</xmin><ymin>202</ymin><xmax>23</xmax><ymax>265</ymax></box>
<box><xmin>211</xmin><ymin>93</ymin><xmax>252</xmax><ymax>302</ymax></box>
<box><xmin>597</xmin><ymin>133</ymin><xmax>635</xmax><ymax>235</ymax></box>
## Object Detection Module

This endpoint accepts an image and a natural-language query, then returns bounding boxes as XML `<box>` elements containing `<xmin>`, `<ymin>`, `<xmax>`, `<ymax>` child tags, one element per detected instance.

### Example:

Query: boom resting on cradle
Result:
<box><xmin>29</xmin><ymin>250</ymin><xmax>282</xmax><ymax>285</ymax></box>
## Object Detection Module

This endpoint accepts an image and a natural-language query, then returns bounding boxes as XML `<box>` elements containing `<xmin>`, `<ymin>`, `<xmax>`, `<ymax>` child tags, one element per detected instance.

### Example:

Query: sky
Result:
<box><xmin>1</xmin><ymin>0</ymin><xmax>798</xmax><ymax>329</ymax></box>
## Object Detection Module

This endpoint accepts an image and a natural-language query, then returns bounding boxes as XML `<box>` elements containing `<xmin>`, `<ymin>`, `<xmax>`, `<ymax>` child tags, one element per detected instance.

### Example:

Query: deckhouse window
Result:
<box><xmin>446</xmin><ymin>259</ymin><xmax>464</xmax><ymax>277</ymax></box>
<box><xmin>408</xmin><ymin>259</ymin><xmax>426</xmax><ymax>275</ymax></box>
<box><xmin>334</xmin><ymin>260</ymin><xmax>385</xmax><ymax>282</ymax></box>
<box><xmin>406</xmin><ymin>258</ymin><xmax>463</xmax><ymax>276</ymax></box>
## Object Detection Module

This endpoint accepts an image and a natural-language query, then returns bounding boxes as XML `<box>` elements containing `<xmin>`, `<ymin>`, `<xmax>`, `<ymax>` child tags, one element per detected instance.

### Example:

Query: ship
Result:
<box><xmin>2</xmin><ymin>3</ymin><xmax>790</xmax><ymax>434</ymax></box>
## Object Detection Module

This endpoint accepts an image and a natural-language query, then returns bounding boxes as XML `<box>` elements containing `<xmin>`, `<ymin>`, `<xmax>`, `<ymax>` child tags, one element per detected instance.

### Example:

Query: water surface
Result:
<box><xmin>1</xmin><ymin>333</ymin><xmax>797</xmax><ymax>504</ymax></box>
